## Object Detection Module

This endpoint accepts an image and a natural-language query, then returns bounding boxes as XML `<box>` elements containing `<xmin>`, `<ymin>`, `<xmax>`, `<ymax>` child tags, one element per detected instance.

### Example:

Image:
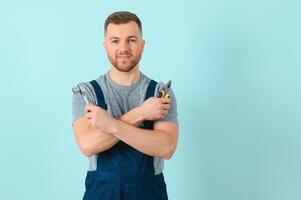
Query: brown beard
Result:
<box><xmin>108</xmin><ymin>51</ymin><xmax>142</xmax><ymax>72</ymax></box>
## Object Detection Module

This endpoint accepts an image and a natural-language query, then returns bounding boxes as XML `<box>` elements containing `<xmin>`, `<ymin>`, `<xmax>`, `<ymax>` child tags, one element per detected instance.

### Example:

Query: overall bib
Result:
<box><xmin>83</xmin><ymin>80</ymin><xmax>168</xmax><ymax>200</ymax></box>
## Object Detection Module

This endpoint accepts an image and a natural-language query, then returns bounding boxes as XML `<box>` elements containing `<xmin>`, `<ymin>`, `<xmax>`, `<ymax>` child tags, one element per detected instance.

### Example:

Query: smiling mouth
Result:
<box><xmin>117</xmin><ymin>55</ymin><xmax>131</xmax><ymax>60</ymax></box>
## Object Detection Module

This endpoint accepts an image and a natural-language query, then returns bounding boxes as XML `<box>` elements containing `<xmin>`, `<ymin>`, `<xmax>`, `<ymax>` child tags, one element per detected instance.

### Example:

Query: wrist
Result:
<box><xmin>107</xmin><ymin>118</ymin><xmax>119</xmax><ymax>135</ymax></box>
<box><xmin>134</xmin><ymin>106</ymin><xmax>145</xmax><ymax>123</ymax></box>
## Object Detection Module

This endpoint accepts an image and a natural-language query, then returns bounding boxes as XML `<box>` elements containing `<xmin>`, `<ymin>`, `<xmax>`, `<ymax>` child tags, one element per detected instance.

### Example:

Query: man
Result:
<box><xmin>72</xmin><ymin>11</ymin><xmax>179</xmax><ymax>200</ymax></box>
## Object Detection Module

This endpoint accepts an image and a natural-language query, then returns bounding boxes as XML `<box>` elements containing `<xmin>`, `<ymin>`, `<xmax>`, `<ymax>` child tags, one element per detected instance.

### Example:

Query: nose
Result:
<box><xmin>119</xmin><ymin>40</ymin><xmax>130</xmax><ymax>52</ymax></box>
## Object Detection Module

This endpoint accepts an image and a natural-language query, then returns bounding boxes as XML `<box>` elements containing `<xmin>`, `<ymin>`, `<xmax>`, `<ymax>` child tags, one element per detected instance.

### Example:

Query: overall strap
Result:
<box><xmin>143</xmin><ymin>80</ymin><xmax>158</xmax><ymax>129</ymax></box>
<box><xmin>89</xmin><ymin>80</ymin><xmax>108</xmax><ymax>110</ymax></box>
<box><xmin>145</xmin><ymin>80</ymin><xmax>158</xmax><ymax>100</ymax></box>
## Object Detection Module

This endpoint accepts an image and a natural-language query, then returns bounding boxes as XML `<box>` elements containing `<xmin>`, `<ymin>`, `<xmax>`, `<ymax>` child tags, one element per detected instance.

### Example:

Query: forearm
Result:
<box><xmin>77</xmin><ymin>106</ymin><xmax>144</xmax><ymax>156</ymax></box>
<box><xmin>75</xmin><ymin>124</ymin><xmax>119</xmax><ymax>157</ymax></box>
<box><xmin>110</xmin><ymin>120</ymin><xmax>174</xmax><ymax>159</ymax></box>
<box><xmin>117</xmin><ymin>106</ymin><xmax>144</xmax><ymax>126</ymax></box>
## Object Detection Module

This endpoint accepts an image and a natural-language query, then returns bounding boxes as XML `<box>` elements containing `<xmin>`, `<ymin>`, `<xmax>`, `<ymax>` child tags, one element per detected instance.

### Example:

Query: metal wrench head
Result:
<box><xmin>72</xmin><ymin>84</ymin><xmax>90</xmax><ymax>104</ymax></box>
<box><xmin>72</xmin><ymin>85</ymin><xmax>82</xmax><ymax>94</ymax></box>
<box><xmin>161</xmin><ymin>80</ymin><xmax>172</xmax><ymax>92</ymax></box>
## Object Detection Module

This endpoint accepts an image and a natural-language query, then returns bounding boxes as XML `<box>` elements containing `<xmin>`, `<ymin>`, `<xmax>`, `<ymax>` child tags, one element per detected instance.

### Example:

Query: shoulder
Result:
<box><xmin>72</xmin><ymin>75</ymin><xmax>105</xmax><ymax>105</ymax></box>
<box><xmin>141</xmin><ymin>73</ymin><xmax>177</xmax><ymax>98</ymax></box>
<box><xmin>138</xmin><ymin>72</ymin><xmax>152</xmax><ymax>87</ymax></box>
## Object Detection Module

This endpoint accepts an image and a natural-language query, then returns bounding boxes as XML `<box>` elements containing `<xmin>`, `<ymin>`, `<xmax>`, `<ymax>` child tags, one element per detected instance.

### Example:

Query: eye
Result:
<box><xmin>111</xmin><ymin>40</ymin><xmax>118</xmax><ymax>44</ymax></box>
<box><xmin>128</xmin><ymin>39</ymin><xmax>137</xmax><ymax>43</ymax></box>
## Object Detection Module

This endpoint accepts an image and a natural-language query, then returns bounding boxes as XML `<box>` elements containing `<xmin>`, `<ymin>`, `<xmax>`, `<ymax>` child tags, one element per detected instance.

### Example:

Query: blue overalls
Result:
<box><xmin>83</xmin><ymin>80</ymin><xmax>168</xmax><ymax>200</ymax></box>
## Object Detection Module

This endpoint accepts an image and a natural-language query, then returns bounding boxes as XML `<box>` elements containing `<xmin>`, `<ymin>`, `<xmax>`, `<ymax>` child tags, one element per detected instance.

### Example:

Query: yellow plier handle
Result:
<box><xmin>158</xmin><ymin>80</ymin><xmax>172</xmax><ymax>98</ymax></box>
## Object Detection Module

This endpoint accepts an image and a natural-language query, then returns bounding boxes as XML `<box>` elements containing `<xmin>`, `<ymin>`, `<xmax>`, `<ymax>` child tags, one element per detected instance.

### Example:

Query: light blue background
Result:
<box><xmin>1</xmin><ymin>0</ymin><xmax>300</xmax><ymax>199</ymax></box>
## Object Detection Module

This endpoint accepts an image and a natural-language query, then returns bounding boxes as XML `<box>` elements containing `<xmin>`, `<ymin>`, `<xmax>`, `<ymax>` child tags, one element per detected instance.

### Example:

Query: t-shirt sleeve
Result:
<box><xmin>155</xmin><ymin>82</ymin><xmax>179</xmax><ymax>125</ymax></box>
<box><xmin>72</xmin><ymin>82</ymin><xmax>97</xmax><ymax>125</ymax></box>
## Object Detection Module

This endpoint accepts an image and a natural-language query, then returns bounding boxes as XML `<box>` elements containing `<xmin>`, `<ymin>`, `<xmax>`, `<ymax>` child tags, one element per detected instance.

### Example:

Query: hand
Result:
<box><xmin>138</xmin><ymin>97</ymin><xmax>171</xmax><ymax>121</ymax></box>
<box><xmin>85</xmin><ymin>105</ymin><xmax>117</xmax><ymax>133</ymax></box>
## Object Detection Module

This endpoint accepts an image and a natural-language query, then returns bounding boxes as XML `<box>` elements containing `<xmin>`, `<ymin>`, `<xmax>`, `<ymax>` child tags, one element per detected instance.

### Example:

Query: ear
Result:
<box><xmin>103</xmin><ymin>40</ymin><xmax>108</xmax><ymax>52</ymax></box>
<box><xmin>141</xmin><ymin>39</ymin><xmax>145</xmax><ymax>52</ymax></box>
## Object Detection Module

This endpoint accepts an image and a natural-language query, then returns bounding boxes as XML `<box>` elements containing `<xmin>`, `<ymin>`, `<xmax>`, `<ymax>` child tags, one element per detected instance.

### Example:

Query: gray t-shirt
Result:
<box><xmin>72</xmin><ymin>71</ymin><xmax>178</xmax><ymax>174</ymax></box>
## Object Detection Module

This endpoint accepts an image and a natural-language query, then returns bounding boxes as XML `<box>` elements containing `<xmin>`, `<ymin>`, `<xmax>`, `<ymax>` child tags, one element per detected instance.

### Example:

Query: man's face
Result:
<box><xmin>104</xmin><ymin>21</ymin><xmax>144</xmax><ymax>72</ymax></box>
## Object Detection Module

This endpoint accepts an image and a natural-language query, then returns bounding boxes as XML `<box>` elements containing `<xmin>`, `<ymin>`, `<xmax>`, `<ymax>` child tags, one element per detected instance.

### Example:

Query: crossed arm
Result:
<box><xmin>73</xmin><ymin>97</ymin><xmax>179</xmax><ymax>159</ymax></box>
<box><xmin>110</xmin><ymin>119</ymin><xmax>178</xmax><ymax>159</ymax></box>
<box><xmin>73</xmin><ymin>106</ymin><xmax>144</xmax><ymax>157</ymax></box>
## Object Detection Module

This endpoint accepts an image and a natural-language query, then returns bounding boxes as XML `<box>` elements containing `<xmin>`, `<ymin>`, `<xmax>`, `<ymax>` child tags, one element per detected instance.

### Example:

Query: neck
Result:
<box><xmin>109</xmin><ymin>65</ymin><xmax>141</xmax><ymax>86</ymax></box>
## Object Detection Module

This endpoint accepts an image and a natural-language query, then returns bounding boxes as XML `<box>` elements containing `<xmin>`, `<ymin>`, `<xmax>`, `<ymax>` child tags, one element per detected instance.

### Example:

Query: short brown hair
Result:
<box><xmin>104</xmin><ymin>11</ymin><xmax>142</xmax><ymax>34</ymax></box>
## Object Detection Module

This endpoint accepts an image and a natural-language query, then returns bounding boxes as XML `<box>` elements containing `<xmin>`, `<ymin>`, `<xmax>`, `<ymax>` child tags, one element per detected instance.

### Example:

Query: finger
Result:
<box><xmin>161</xmin><ymin>110</ymin><xmax>168</xmax><ymax>115</ymax></box>
<box><xmin>85</xmin><ymin>112</ymin><xmax>92</xmax><ymax>119</ymax></box>
<box><xmin>85</xmin><ymin>104</ymin><xmax>95</xmax><ymax>113</ymax></box>
<box><xmin>162</xmin><ymin>104</ymin><xmax>170</xmax><ymax>110</ymax></box>
<box><xmin>161</xmin><ymin>98</ymin><xmax>171</xmax><ymax>104</ymax></box>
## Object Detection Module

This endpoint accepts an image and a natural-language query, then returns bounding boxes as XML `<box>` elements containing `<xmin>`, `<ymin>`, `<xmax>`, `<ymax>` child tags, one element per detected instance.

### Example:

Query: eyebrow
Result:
<box><xmin>109</xmin><ymin>37</ymin><xmax>119</xmax><ymax>40</ymax></box>
<box><xmin>128</xmin><ymin>36</ymin><xmax>137</xmax><ymax>39</ymax></box>
<box><xmin>109</xmin><ymin>36</ymin><xmax>138</xmax><ymax>40</ymax></box>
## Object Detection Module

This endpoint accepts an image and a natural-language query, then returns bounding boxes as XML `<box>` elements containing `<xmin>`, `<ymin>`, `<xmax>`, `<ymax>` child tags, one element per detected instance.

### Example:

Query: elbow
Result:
<box><xmin>78</xmin><ymin>140</ymin><xmax>108</xmax><ymax>157</ymax></box>
<box><xmin>163</xmin><ymin>150</ymin><xmax>174</xmax><ymax>160</ymax></box>
<box><xmin>162</xmin><ymin>145</ymin><xmax>176</xmax><ymax>160</ymax></box>
<box><xmin>82</xmin><ymin>148</ymin><xmax>94</xmax><ymax>157</ymax></box>
<box><xmin>78</xmin><ymin>142</ymin><xmax>94</xmax><ymax>157</ymax></box>
<box><xmin>75</xmin><ymin>134</ymin><xmax>98</xmax><ymax>157</ymax></box>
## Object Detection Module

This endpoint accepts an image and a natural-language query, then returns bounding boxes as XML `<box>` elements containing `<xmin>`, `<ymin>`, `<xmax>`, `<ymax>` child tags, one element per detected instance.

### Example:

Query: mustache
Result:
<box><xmin>116</xmin><ymin>51</ymin><xmax>132</xmax><ymax>57</ymax></box>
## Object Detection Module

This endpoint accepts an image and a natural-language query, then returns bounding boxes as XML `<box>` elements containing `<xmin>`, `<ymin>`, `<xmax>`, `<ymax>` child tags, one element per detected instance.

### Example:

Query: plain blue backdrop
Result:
<box><xmin>1</xmin><ymin>0</ymin><xmax>300</xmax><ymax>199</ymax></box>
